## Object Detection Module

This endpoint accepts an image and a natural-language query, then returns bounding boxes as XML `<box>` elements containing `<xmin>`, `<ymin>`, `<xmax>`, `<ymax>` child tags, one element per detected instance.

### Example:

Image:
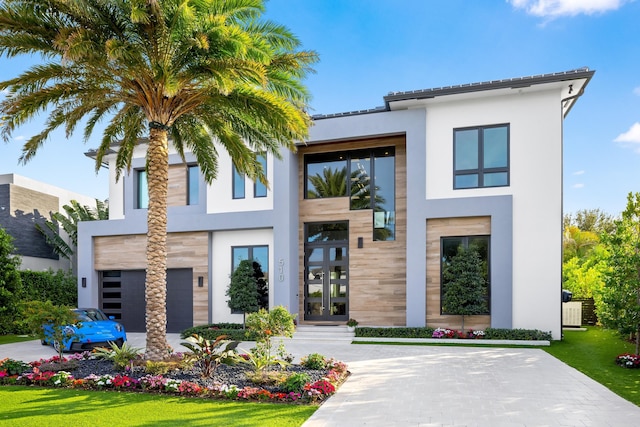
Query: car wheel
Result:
<box><xmin>41</xmin><ymin>339</ymin><xmax>47</xmax><ymax>346</ymax></box>
<box><xmin>115</xmin><ymin>338</ymin><xmax>124</xmax><ymax>348</ymax></box>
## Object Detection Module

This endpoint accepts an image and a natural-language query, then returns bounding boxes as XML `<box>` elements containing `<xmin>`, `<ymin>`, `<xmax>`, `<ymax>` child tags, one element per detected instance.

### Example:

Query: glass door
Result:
<box><xmin>304</xmin><ymin>222</ymin><xmax>349</xmax><ymax>321</ymax></box>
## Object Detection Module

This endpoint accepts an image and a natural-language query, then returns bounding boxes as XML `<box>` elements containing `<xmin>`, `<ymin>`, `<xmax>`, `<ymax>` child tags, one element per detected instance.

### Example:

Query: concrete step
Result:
<box><xmin>288</xmin><ymin>325</ymin><xmax>355</xmax><ymax>342</ymax></box>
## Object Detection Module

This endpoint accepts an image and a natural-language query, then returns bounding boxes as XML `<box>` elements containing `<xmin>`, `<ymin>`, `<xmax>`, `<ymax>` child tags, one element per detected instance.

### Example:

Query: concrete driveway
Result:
<box><xmin>2</xmin><ymin>336</ymin><xmax>640</xmax><ymax>426</ymax></box>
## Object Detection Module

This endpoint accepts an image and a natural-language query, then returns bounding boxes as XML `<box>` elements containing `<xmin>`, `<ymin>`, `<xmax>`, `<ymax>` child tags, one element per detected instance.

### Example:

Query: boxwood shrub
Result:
<box><xmin>180</xmin><ymin>323</ymin><xmax>258</xmax><ymax>341</ymax></box>
<box><xmin>355</xmin><ymin>326</ymin><xmax>551</xmax><ymax>341</ymax></box>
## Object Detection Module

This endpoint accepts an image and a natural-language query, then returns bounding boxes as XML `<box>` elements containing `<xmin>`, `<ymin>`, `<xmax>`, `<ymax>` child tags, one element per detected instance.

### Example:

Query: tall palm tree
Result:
<box><xmin>0</xmin><ymin>0</ymin><xmax>317</xmax><ymax>360</ymax></box>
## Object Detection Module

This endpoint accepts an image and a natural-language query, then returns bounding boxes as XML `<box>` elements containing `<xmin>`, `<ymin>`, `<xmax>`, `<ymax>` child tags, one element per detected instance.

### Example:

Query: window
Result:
<box><xmin>254</xmin><ymin>153</ymin><xmax>267</xmax><ymax>198</ymax></box>
<box><xmin>440</xmin><ymin>236</ymin><xmax>490</xmax><ymax>314</ymax></box>
<box><xmin>187</xmin><ymin>165</ymin><xmax>199</xmax><ymax>205</ymax></box>
<box><xmin>136</xmin><ymin>169</ymin><xmax>149</xmax><ymax>209</ymax></box>
<box><xmin>231</xmin><ymin>245</ymin><xmax>269</xmax><ymax>311</ymax></box>
<box><xmin>454</xmin><ymin>124</ymin><xmax>509</xmax><ymax>189</ymax></box>
<box><xmin>232</xmin><ymin>164</ymin><xmax>245</xmax><ymax>199</ymax></box>
<box><xmin>304</xmin><ymin>147</ymin><xmax>396</xmax><ymax>241</ymax></box>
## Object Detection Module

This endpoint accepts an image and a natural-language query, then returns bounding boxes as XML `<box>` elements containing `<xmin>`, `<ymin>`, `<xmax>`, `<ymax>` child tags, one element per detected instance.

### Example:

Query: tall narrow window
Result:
<box><xmin>454</xmin><ymin>124</ymin><xmax>509</xmax><ymax>189</ymax></box>
<box><xmin>187</xmin><ymin>165</ymin><xmax>199</xmax><ymax>205</ymax></box>
<box><xmin>373</xmin><ymin>148</ymin><xmax>395</xmax><ymax>241</ymax></box>
<box><xmin>231</xmin><ymin>245</ymin><xmax>269</xmax><ymax>311</ymax></box>
<box><xmin>232</xmin><ymin>164</ymin><xmax>245</xmax><ymax>199</ymax></box>
<box><xmin>136</xmin><ymin>170</ymin><xmax>149</xmax><ymax>209</ymax></box>
<box><xmin>254</xmin><ymin>153</ymin><xmax>267</xmax><ymax>198</ymax></box>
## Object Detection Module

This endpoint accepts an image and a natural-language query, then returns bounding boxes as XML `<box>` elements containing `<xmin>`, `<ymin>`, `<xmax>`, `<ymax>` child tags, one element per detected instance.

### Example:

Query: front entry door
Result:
<box><xmin>304</xmin><ymin>222</ymin><xmax>349</xmax><ymax>321</ymax></box>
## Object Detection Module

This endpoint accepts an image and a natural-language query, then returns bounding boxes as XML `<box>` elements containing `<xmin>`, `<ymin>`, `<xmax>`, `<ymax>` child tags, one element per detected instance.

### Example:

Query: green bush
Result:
<box><xmin>283</xmin><ymin>372</ymin><xmax>311</xmax><ymax>393</ymax></box>
<box><xmin>0</xmin><ymin>228</ymin><xmax>22</xmax><ymax>334</ymax></box>
<box><xmin>300</xmin><ymin>353</ymin><xmax>326</xmax><ymax>370</ymax></box>
<box><xmin>355</xmin><ymin>326</ymin><xmax>551</xmax><ymax>341</ymax></box>
<box><xmin>180</xmin><ymin>324</ymin><xmax>258</xmax><ymax>341</ymax></box>
<box><xmin>20</xmin><ymin>270</ymin><xmax>77</xmax><ymax>306</ymax></box>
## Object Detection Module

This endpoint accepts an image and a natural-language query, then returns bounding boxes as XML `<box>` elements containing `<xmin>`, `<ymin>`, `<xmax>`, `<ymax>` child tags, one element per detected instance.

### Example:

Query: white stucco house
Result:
<box><xmin>77</xmin><ymin>68</ymin><xmax>594</xmax><ymax>339</ymax></box>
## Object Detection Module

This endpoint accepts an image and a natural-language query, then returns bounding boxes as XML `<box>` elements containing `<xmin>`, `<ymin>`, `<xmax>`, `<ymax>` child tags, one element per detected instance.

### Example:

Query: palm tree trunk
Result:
<box><xmin>145</xmin><ymin>127</ymin><xmax>170</xmax><ymax>360</ymax></box>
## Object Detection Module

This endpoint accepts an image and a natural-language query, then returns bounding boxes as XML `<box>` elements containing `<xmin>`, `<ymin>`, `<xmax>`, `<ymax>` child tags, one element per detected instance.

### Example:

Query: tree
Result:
<box><xmin>441</xmin><ymin>246</ymin><xmax>488</xmax><ymax>330</ymax></box>
<box><xmin>0</xmin><ymin>0</ymin><xmax>317</xmax><ymax>360</ymax></box>
<box><xmin>0</xmin><ymin>227</ymin><xmax>22</xmax><ymax>334</ymax></box>
<box><xmin>564</xmin><ymin>209</ymin><xmax>616</xmax><ymax>235</ymax></box>
<box><xmin>19</xmin><ymin>300</ymin><xmax>79</xmax><ymax>359</ymax></box>
<box><xmin>36</xmin><ymin>199</ymin><xmax>108</xmax><ymax>263</ymax></box>
<box><xmin>227</xmin><ymin>259</ymin><xmax>259</xmax><ymax>328</ymax></box>
<box><xmin>598</xmin><ymin>193</ymin><xmax>640</xmax><ymax>354</ymax></box>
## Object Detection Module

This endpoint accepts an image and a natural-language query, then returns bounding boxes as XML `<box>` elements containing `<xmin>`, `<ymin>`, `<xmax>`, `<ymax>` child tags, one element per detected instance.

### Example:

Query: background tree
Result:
<box><xmin>227</xmin><ymin>259</ymin><xmax>259</xmax><ymax>328</ymax></box>
<box><xmin>597</xmin><ymin>193</ymin><xmax>640</xmax><ymax>354</ymax></box>
<box><xmin>441</xmin><ymin>246</ymin><xmax>488</xmax><ymax>330</ymax></box>
<box><xmin>564</xmin><ymin>208</ymin><xmax>616</xmax><ymax>235</ymax></box>
<box><xmin>0</xmin><ymin>227</ymin><xmax>22</xmax><ymax>334</ymax></box>
<box><xmin>0</xmin><ymin>0</ymin><xmax>317</xmax><ymax>360</ymax></box>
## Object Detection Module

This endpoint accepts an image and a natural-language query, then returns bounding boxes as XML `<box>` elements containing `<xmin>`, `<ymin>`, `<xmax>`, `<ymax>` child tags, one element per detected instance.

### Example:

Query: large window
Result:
<box><xmin>305</xmin><ymin>147</ymin><xmax>395</xmax><ymax>240</ymax></box>
<box><xmin>187</xmin><ymin>165</ymin><xmax>199</xmax><ymax>205</ymax></box>
<box><xmin>454</xmin><ymin>124</ymin><xmax>509</xmax><ymax>189</ymax></box>
<box><xmin>440</xmin><ymin>236</ymin><xmax>490</xmax><ymax>314</ymax></box>
<box><xmin>231</xmin><ymin>245</ymin><xmax>269</xmax><ymax>311</ymax></box>
<box><xmin>136</xmin><ymin>169</ymin><xmax>148</xmax><ymax>209</ymax></box>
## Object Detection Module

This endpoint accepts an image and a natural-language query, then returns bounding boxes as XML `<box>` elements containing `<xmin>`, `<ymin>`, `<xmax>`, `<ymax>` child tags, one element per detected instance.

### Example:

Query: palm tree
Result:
<box><xmin>0</xmin><ymin>0</ymin><xmax>317</xmax><ymax>360</ymax></box>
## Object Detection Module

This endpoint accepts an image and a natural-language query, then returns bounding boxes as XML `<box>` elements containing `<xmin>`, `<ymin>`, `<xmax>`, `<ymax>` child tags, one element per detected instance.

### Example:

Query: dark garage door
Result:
<box><xmin>103</xmin><ymin>268</ymin><xmax>194</xmax><ymax>333</ymax></box>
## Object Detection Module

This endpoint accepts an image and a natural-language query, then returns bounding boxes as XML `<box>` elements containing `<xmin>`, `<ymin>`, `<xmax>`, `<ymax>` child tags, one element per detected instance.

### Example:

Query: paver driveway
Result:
<box><xmin>2</xmin><ymin>336</ymin><xmax>640</xmax><ymax>426</ymax></box>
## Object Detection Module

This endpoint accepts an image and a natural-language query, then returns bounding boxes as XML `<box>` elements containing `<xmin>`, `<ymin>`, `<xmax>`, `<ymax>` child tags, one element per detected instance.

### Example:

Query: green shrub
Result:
<box><xmin>0</xmin><ymin>228</ymin><xmax>22</xmax><ymax>335</ymax></box>
<box><xmin>356</xmin><ymin>327</ymin><xmax>436</xmax><ymax>338</ymax></box>
<box><xmin>283</xmin><ymin>372</ymin><xmax>311</xmax><ymax>393</ymax></box>
<box><xmin>180</xmin><ymin>324</ymin><xmax>258</xmax><ymax>341</ymax></box>
<box><xmin>484</xmin><ymin>328</ymin><xmax>552</xmax><ymax>341</ymax></box>
<box><xmin>93</xmin><ymin>341</ymin><xmax>142</xmax><ymax>370</ymax></box>
<box><xmin>18</xmin><ymin>300</ymin><xmax>80</xmax><ymax>359</ymax></box>
<box><xmin>181</xmin><ymin>334</ymin><xmax>241</xmax><ymax>378</ymax></box>
<box><xmin>19</xmin><ymin>270</ymin><xmax>77</xmax><ymax>307</ymax></box>
<box><xmin>300</xmin><ymin>353</ymin><xmax>326</xmax><ymax>370</ymax></box>
<box><xmin>0</xmin><ymin>358</ymin><xmax>31</xmax><ymax>375</ymax></box>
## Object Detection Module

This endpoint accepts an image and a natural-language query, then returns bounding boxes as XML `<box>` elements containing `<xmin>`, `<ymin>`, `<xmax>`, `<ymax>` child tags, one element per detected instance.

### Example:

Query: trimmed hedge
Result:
<box><xmin>20</xmin><ymin>270</ymin><xmax>77</xmax><ymax>306</ymax></box>
<box><xmin>180</xmin><ymin>323</ymin><xmax>259</xmax><ymax>341</ymax></box>
<box><xmin>356</xmin><ymin>326</ymin><xmax>552</xmax><ymax>341</ymax></box>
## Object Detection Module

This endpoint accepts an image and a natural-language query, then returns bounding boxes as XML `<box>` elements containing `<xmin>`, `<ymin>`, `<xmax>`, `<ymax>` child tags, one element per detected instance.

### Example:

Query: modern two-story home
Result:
<box><xmin>77</xmin><ymin>68</ymin><xmax>594</xmax><ymax>339</ymax></box>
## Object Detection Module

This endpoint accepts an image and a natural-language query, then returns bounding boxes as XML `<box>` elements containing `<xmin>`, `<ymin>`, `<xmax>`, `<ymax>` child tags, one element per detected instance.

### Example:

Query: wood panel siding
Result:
<box><xmin>94</xmin><ymin>232</ymin><xmax>209</xmax><ymax>325</ymax></box>
<box><xmin>298</xmin><ymin>135</ymin><xmax>407</xmax><ymax>326</ymax></box>
<box><xmin>167</xmin><ymin>165</ymin><xmax>187</xmax><ymax>206</ymax></box>
<box><xmin>426</xmin><ymin>217</ymin><xmax>491</xmax><ymax>330</ymax></box>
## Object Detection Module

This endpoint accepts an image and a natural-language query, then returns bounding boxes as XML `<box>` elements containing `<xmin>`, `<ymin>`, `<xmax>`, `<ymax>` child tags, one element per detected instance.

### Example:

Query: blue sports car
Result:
<box><xmin>42</xmin><ymin>308</ymin><xmax>127</xmax><ymax>353</ymax></box>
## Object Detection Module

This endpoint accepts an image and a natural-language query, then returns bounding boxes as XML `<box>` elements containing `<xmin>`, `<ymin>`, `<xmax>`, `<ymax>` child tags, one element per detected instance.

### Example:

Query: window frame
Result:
<box><xmin>135</xmin><ymin>169</ymin><xmax>149</xmax><ymax>209</ymax></box>
<box><xmin>439</xmin><ymin>235</ymin><xmax>491</xmax><ymax>315</ymax></box>
<box><xmin>453</xmin><ymin>123</ymin><xmax>510</xmax><ymax>189</ymax></box>
<box><xmin>230</xmin><ymin>245</ymin><xmax>269</xmax><ymax>313</ymax></box>
<box><xmin>253</xmin><ymin>153</ymin><xmax>267</xmax><ymax>198</ymax></box>
<box><xmin>232</xmin><ymin>164</ymin><xmax>245</xmax><ymax>199</ymax></box>
<box><xmin>187</xmin><ymin>164</ymin><xmax>200</xmax><ymax>205</ymax></box>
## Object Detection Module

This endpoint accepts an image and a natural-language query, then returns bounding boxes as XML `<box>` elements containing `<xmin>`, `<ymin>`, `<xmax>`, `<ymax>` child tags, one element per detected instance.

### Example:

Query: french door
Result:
<box><xmin>304</xmin><ymin>222</ymin><xmax>349</xmax><ymax>321</ymax></box>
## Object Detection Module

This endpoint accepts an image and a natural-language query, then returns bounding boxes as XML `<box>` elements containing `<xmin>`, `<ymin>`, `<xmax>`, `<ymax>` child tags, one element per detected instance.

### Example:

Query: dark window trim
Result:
<box><xmin>232</xmin><ymin>164</ymin><xmax>245</xmax><ymax>199</ymax></box>
<box><xmin>253</xmin><ymin>153</ymin><xmax>267</xmax><ymax>198</ymax></box>
<box><xmin>453</xmin><ymin>123</ymin><xmax>510</xmax><ymax>189</ymax></box>
<box><xmin>230</xmin><ymin>245</ymin><xmax>269</xmax><ymax>314</ymax></box>
<box><xmin>187</xmin><ymin>164</ymin><xmax>199</xmax><ymax>205</ymax></box>
<box><xmin>135</xmin><ymin>169</ymin><xmax>148</xmax><ymax>209</ymax></box>
<box><xmin>439</xmin><ymin>235</ymin><xmax>491</xmax><ymax>315</ymax></box>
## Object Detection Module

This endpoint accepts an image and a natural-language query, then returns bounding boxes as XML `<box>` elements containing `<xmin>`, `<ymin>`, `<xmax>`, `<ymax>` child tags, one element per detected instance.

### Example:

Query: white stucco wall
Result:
<box><xmin>207</xmin><ymin>150</ymin><xmax>274</xmax><ymax>214</ymax></box>
<box><xmin>210</xmin><ymin>228</ymin><xmax>273</xmax><ymax>323</ymax></box>
<box><xmin>425</xmin><ymin>88</ymin><xmax>563</xmax><ymax>337</ymax></box>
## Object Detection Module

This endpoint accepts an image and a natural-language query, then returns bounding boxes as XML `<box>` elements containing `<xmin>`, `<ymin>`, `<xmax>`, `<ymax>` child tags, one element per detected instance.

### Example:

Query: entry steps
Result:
<box><xmin>289</xmin><ymin>325</ymin><xmax>355</xmax><ymax>342</ymax></box>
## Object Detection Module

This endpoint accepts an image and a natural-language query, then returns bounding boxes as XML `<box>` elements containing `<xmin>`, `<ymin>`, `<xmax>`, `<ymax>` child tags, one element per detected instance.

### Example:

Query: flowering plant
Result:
<box><xmin>50</xmin><ymin>371</ymin><xmax>74</xmax><ymax>387</ymax></box>
<box><xmin>615</xmin><ymin>353</ymin><xmax>640</xmax><ymax>369</ymax></box>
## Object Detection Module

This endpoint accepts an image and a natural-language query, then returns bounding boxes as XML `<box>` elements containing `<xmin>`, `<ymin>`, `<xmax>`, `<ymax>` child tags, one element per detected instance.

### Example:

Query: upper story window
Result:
<box><xmin>187</xmin><ymin>165</ymin><xmax>199</xmax><ymax>205</ymax></box>
<box><xmin>254</xmin><ymin>153</ymin><xmax>267</xmax><ymax>198</ymax></box>
<box><xmin>305</xmin><ymin>147</ymin><xmax>395</xmax><ymax>241</ymax></box>
<box><xmin>454</xmin><ymin>124</ymin><xmax>509</xmax><ymax>189</ymax></box>
<box><xmin>232</xmin><ymin>164</ymin><xmax>245</xmax><ymax>199</ymax></box>
<box><xmin>136</xmin><ymin>169</ymin><xmax>149</xmax><ymax>209</ymax></box>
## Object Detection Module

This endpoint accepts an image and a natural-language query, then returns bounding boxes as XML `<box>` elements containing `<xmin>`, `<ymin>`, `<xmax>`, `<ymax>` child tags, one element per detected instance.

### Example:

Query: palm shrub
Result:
<box><xmin>93</xmin><ymin>341</ymin><xmax>143</xmax><ymax>371</ymax></box>
<box><xmin>181</xmin><ymin>334</ymin><xmax>240</xmax><ymax>378</ymax></box>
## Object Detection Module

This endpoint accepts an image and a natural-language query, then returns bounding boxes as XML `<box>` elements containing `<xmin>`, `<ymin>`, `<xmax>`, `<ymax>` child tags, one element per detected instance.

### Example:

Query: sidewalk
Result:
<box><xmin>2</xmin><ymin>336</ymin><xmax>640</xmax><ymax>426</ymax></box>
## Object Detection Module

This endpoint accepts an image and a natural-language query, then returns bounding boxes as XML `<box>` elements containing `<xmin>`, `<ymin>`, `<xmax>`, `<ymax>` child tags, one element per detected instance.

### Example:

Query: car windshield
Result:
<box><xmin>74</xmin><ymin>309</ymin><xmax>109</xmax><ymax>321</ymax></box>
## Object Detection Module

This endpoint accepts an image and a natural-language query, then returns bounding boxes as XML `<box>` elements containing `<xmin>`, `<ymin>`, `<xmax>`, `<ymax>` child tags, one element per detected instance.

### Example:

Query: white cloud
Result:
<box><xmin>509</xmin><ymin>0</ymin><xmax>627</xmax><ymax>18</ymax></box>
<box><xmin>614</xmin><ymin>122</ymin><xmax>640</xmax><ymax>143</ymax></box>
<box><xmin>572</xmin><ymin>170</ymin><xmax>585</xmax><ymax>175</ymax></box>
<box><xmin>14</xmin><ymin>135</ymin><xmax>25</xmax><ymax>141</ymax></box>
<box><xmin>572</xmin><ymin>183</ymin><xmax>585</xmax><ymax>189</ymax></box>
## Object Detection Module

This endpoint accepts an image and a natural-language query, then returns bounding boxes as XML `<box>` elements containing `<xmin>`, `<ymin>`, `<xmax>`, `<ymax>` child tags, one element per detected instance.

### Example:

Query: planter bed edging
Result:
<box><xmin>352</xmin><ymin>337</ymin><xmax>550</xmax><ymax>346</ymax></box>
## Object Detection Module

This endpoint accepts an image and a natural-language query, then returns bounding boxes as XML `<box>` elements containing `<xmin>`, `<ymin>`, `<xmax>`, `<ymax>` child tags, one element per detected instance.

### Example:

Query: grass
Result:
<box><xmin>0</xmin><ymin>386</ymin><xmax>317</xmax><ymax>427</ymax></box>
<box><xmin>0</xmin><ymin>335</ymin><xmax>36</xmax><ymax>345</ymax></box>
<box><xmin>543</xmin><ymin>327</ymin><xmax>640</xmax><ymax>405</ymax></box>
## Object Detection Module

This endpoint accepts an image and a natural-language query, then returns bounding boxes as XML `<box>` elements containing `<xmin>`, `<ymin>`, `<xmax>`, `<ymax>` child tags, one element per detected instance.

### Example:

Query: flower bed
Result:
<box><xmin>615</xmin><ymin>353</ymin><xmax>640</xmax><ymax>369</ymax></box>
<box><xmin>0</xmin><ymin>353</ymin><xmax>349</xmax><ymax>404</ymax></box>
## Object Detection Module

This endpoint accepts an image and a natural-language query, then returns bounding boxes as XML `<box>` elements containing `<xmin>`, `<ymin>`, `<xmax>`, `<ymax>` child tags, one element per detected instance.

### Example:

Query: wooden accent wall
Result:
<box><xmin>298</xmin><ymin>135</ymin><xmax>407</xmax><ymax>326</ymax></box>
<box><xmin>426</xmin><ymin>217</ymin><xmax>491</xmax><ymax>330</ymax></box>
<box><xmin>167</xmin><ymin>165</ymin><xmax>187</xmax><ymax>206</ymax></box>
<box><xmin>94</xmin><ymin>232</ymin><xmax>208</xmax><ymax>325</ymax></box>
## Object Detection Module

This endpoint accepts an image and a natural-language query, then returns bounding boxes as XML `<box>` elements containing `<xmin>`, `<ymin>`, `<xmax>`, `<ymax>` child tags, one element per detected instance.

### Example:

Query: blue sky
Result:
<box><xmin>1</xmin><ymin>0</ymin><xmax>639</xmax><ymax>216</ymax></box>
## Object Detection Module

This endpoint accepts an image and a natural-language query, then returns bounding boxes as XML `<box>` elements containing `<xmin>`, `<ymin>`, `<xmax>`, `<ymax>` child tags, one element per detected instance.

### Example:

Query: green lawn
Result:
<box><xmin>543</xmin><ymin>327</ymin><xmax>640</xmax><ymax>405</ymax></box>
<box><xmin>0</xmin><ymin>386</ymin><xmax>316</xmax><ymax>427</ymax></box>
<box><xmin>0</xmin><ymin>335</ymin><xmax>36</xmax><ymax>345</ymax></box>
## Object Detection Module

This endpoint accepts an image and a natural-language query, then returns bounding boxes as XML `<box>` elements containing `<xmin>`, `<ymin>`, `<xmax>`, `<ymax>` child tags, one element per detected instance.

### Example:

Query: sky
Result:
<box><xmin>0</xmin><ymin>0</ymin><xmax>639</xmax><ymax>216</ymax></box>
